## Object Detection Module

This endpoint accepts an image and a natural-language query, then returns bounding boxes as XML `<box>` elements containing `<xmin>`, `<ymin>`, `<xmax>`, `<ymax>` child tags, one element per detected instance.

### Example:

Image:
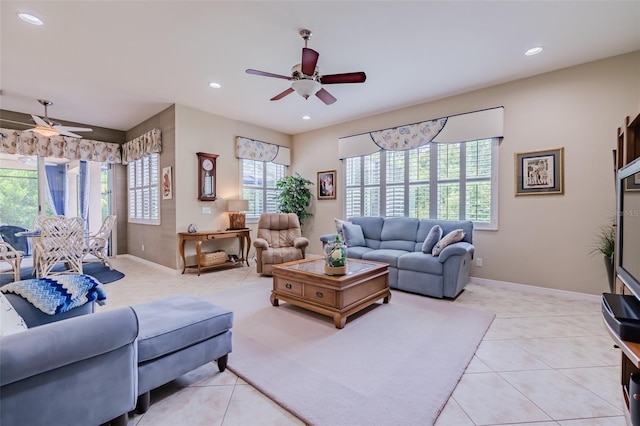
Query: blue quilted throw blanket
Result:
<box><xmin>1</xmin><ymin>274</ymin><xmax>107</xmax><ymax>315</ymax></box>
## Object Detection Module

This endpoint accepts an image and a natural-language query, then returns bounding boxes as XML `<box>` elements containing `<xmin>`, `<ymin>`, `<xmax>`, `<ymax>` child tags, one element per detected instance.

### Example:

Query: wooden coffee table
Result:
<box><xmin>271</xmin><ymin>257</ymin><xmax>390</xmax><ymax>329</ymax></box>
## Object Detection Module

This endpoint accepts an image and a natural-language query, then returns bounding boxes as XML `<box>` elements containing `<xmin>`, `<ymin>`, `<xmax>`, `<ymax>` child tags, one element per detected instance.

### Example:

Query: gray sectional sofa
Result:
<box><xmin>1</xmin><ymin>293</ymin><xmax>233</xmax><ymax>426</ymax></box>
<box><xmin>321</xmin><ymin>217</ymin><xmax>474</xmax><ymax>299</ymax></box>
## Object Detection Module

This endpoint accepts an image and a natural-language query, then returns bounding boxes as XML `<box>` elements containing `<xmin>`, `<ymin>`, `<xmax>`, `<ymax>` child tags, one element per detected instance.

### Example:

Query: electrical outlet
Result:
<box><xmin>202</xmin><ymin>207</ymin><xmax>212</xmax><ymax>214</ymax></box>
<box><xmin>476</xmin><ymin>258</ymin><xmax>483</xmax><ymax>267</ymax></box>
<box><xmin>142</xmin><ymin>244</ymin><xmax>145</xmax><ymax>251</ymax></box>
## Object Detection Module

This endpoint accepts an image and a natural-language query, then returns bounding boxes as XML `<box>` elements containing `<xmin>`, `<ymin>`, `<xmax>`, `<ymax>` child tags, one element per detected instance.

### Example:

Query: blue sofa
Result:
<box><xmin>321</xmin><ymin>217</ymin><xmax>474</xmax><ymax>299</ymax></box>
<box><xmin>1</xmin><ymin>292</ymin><xmax>234</xmax><ymax>424</ymax></box>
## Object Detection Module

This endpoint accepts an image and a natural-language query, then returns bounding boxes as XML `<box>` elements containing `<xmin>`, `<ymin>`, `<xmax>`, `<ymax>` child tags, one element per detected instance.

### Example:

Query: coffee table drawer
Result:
<box><xmin>274</xmin><ymin>278</ymin><xmax>303</xmax><ymax>296</ymax></box>
<box><xmin>304</xmin><ymin>284</ymin><xmax>336</xmax><ymax>307</ymax></box>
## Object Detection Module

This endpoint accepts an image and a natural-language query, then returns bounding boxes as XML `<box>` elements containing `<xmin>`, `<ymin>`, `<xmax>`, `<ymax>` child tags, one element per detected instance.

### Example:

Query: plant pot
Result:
<box><xmin>604</xmin><ymin>255</ymin><xmax>614</xmax><ymax>293</ymax></box>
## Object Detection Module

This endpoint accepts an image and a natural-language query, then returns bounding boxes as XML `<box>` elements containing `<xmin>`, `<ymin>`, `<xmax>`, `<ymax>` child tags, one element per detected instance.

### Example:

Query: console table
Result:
<box><xmin>178</xmin><ymin>229</ymin><xmax>251</xmax><ymax>275</ymax></box>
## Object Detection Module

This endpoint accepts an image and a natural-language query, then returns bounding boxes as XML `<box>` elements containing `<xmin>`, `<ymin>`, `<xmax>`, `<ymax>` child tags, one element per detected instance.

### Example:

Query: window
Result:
<box><xmin>241</xmin><ymin>159</ymin><xmax>287</xmax><ymax>220</ymax></box>
<box><xmin>128</xmin><ymin>153</ymin><xmax>160</xmax><ymax>225</ymax></box>
<box><xmin>345</xmin><ymin>138</ymin><xmax>498</xmax><ymax>229</ymax></box>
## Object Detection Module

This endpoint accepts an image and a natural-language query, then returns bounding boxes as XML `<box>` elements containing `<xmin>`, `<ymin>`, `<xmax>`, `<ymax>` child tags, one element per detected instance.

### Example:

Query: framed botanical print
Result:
<box><xmin>162</xmin><ymin>166</ymin><xmax>173</xmax><ymax>200</ymax></box>
<box><xmin>515</xmin><ymin>148</ymin><xmax>564</xmax><ymax>196</ymax></box>
<box><xmin>317</xmin><ymin>170</ymin><xmax>336</xmax><ymax>200</ymax></box>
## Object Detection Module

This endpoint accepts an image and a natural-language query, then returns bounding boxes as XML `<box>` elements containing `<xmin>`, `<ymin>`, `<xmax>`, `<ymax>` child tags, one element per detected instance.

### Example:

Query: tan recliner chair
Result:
<box><xmin>253</xmin><ymin>213</ymin><xmax>309</xmax><ymax>275</ymax></box>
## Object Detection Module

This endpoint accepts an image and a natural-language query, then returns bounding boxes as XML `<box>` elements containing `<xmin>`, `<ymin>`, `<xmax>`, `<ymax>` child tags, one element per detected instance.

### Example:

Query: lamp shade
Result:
<box><xmin>228</xmin><ymin>199</ymin><xmax>249</xmax><ymax>212</ymax></box>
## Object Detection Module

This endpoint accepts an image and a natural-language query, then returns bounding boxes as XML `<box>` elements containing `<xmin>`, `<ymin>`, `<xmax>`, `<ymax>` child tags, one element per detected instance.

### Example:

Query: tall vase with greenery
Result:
<box><xmin>275</xmin><ymin>173</ymin><xmax>313</xmax><ymax>226</ymax></box>
<box><xmin>592</xmin><ymin>223</ymin><xmax>616</xmax><ymax>292</ymax></box>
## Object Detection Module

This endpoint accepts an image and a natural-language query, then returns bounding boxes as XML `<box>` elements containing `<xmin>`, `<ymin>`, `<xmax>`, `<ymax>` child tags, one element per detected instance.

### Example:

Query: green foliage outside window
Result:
<box><xmin>0</xmin><ymin>169</ymin><xmax>39</xmax><ymax>228</ymax></box>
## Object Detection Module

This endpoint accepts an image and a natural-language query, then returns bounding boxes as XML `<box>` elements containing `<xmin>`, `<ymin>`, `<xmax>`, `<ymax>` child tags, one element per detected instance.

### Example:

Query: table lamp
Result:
<box><xmin>227</xmin><ymin>200</ymin><xmax>249</xmax><ymax>230</ymax></box>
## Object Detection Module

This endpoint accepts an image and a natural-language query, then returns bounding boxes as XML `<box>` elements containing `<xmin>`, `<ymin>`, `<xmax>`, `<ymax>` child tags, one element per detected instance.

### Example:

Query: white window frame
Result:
<box><xmin>344</xmin><ymin>138</ymin><xmax>498</xmax><ymax>230</ymax></box>
<box><xmin>240</xmin><ymin>158</ymin><xmax>287</xmax><ymax>222</ymax></box>
<box><xmin>127</xmin><ymin>153</ymin><xmax>161</xmax><ymax>225</ymax></box>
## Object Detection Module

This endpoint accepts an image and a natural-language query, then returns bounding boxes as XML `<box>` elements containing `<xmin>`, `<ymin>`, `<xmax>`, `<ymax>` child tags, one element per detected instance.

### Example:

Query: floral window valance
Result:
<box><xmin>235</xmin><ymin>136</ymin><xmax>291</xmax><ymax>166</ymax></box>
<box><xmin>338</xmin><ymin>107</ymin><xmax>504</xmax><ymax>159</ymax></box>
<box><xmin>121</xmin><ymin>128</ymin><xmax>162</xmax><ymax>165</ymax></box>
<box><xmin>370</xmin><ymin>118</ymin><xmax>447</xmax><ymax>151</ymax></box>
<box><xmin>0</xmin><ymin>128</ymin><xmax>122</xmax><ymax>163</ymax></box>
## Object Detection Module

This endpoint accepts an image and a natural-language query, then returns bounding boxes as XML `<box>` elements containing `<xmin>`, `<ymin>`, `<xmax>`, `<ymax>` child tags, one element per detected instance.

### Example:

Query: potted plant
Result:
<box><xmin>592</xmin><ymin>223</ymin><xmax>616</xmax><ymax>292</ymax></box>
<box><xmin>275</xmin><ymin>173</ymin><xmax>313</xmax><ymax>226</ymax></box>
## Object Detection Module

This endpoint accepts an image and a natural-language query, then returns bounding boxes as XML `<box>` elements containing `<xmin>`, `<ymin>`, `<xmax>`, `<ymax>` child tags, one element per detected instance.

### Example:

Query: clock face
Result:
<box><xmin>202</xmin><ymin>159</ymin><xmax>214</xmax><ymax>171</ymax></box>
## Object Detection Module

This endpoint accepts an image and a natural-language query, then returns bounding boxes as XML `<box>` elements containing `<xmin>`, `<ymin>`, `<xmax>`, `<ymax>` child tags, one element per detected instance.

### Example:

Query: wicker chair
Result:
<box><xmin>83</xmin><ymin>215</ymin><xmax>116</xmax><ymax>269</ymax></box>
<box><xmin>253</xmin><ymin>213</ymin><xmax>309</xmax><ymax>276</ymax></box>
<box><xmin>0</xmin><ymin>239</ymin><xmax>23</xmax><ymax>282</ymax></box>
<box><xmin>34</xmin><ymin>217</ymin><xmax>85</xmax><ymax>278</ymax></box>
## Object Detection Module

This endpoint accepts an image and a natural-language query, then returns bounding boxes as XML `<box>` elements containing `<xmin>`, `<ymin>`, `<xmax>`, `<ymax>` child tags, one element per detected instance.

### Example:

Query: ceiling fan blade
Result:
<box><xmin>315</xmin><ymin>88</ymin><xmax>337</xmax><ymax>105</ymax></box>
<box><xmin>57</xmin><ymin>130</ymin><xmax>84</xmax><ymax>138</ymax></box>
<box><xmin>246</xmin><ymin>69</ymin><xmax>292</xmax><ymax>80</ymax></box>
<box><xmin>301</xmin><ymin>47</ymin><xmax>319</xmax><ymax>76</ymax></box>
<box><xmin>55</xmin><ymin>125</ymin><xmax>92</xmax><ymax>133</ymax></box>
<box><xmin>270</xmin><ymin>88</ymin><xmax>295</xmax><ymax>101</ymax></box>
<box><xmin>320</xmin><ymin>72</ymin><xmax>367</xmax><ymax>85</ymax></box>
<box><xmin>31</xmin><ymin>114</ymin><xmax>51</xmax><ymax>127</ymax></box>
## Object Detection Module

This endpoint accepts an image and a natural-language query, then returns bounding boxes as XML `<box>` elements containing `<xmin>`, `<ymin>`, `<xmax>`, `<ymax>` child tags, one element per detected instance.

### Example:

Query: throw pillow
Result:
<box><xmin>334</xmin><ymin>218</ymin><xmax>351</xmax><ymax>241</ymax></box>
<box><xmin>0</xmin><ymin>292</ymin><xmax>28</xmax><ymax>336</ymax></box>
<box><xmin>432</xmin><ymin>229</ymin><xmax>465</xmax><ymax>256</ymax></box>
<box><xmin>422</xmin><ymin>225</ymin><xmax>443</xmax><ymax>254</ymax></box>
<box><xmin>343</xmin><ymin>222</ymin><xmax>366</xmax><ymax>247</ymax></box>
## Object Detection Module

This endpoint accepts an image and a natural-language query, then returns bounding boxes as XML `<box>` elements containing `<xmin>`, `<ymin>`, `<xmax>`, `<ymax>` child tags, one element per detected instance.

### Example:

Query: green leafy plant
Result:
<box><xmin>591</xmin><ymin>223</ymin><xmax>615</xmax><ymax>259</ymax></box>
<box><xmin>275</xmin><ymin>173</ymin><xmax>313</xmax><ymax>226</ymax></box>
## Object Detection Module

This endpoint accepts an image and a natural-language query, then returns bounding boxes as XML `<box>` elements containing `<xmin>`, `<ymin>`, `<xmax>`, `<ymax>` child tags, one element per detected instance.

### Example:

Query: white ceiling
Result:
<box><xmin>1</xmin><ymin>1</ymin><xmax>639</xmax><ymax>136</ymax></box>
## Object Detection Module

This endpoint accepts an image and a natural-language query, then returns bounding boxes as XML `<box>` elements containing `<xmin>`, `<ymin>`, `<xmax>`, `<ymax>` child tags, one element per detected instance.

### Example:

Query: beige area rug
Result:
<box><xmin>213</xmin><ymin>282</ymin><xmax>495</xmax><ymax>426</ymax></box>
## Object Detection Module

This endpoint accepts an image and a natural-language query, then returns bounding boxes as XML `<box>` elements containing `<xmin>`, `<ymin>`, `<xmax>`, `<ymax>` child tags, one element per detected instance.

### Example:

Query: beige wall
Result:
<box><xmin>292</xmin><ymin>51</ymin><xmax>640</xmax><ymax>295</ymax></box>
<box><xmin>125</xmin><ymin>105</ymin><xmax>176</xmax><ymax>267</ymax></box>
<box><xmin>173</xmin><ymin>104</ymin><xmax>292</xmax><ymax>267</ymax></box>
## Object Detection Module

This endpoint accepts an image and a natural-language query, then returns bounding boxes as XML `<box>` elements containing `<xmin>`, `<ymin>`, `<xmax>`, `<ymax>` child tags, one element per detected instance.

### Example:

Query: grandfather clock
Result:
<box><xmin>196</xmin><ymin>152</ymin><xmax>218</xmax><ymax>201</ymax></box>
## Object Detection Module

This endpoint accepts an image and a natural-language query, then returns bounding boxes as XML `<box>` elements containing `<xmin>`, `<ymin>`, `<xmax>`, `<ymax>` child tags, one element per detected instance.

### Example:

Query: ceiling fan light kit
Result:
<box><xmin>246</xmin><ymin>29</ymin><xmax>366</xmax><ymax>105</ymax></box>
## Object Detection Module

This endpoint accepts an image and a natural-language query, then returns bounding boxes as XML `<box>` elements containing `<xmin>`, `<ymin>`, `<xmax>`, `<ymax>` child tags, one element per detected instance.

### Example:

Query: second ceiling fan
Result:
<box><xmin>246</xmin><ymin>29</ymin><xmax>366</xmax><ymax>105</ymax></box>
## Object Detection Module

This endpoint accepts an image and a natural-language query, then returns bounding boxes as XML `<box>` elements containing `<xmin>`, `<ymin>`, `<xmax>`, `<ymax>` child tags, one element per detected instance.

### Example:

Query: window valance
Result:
<box><xmin>338</xmin><ymin>107</ymin><xmax>504</xmax><ymax>159</ymax></box>
<box><xmin>0</xmin><ymin>128</ymin><xmax>122</xmax><ymax>163</ymax></box>
<box><xmin>235</xmin><ymin>136</ymin><xmax>291</xmax><ymax>166</ymax></box>
<box><xmin>122</xmin><ymin>128</ymin><xmax>162</xmax><ymax>165</ymax></box>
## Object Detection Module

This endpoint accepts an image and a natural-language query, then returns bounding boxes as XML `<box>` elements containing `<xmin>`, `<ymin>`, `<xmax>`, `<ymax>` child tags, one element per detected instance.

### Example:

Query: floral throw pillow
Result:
<box><xmin>432</xmin><ymin>229</ymin><xmax>465</xmax><ymax>256</ymax></box>
<box><xmin>334</xmin><ymin>218</ymin><xmax>351</xmax><ymax>241</ymax></box>
<box><xmin>0</xmin><ymin>292</ymin><xmax>28</xmax><ymax>336</ymax></box>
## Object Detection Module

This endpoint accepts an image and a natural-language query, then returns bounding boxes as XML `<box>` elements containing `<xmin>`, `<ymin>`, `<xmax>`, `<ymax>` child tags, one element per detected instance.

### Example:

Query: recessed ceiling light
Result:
<box><xmin>302</xmin><ymin>115</ymin><xmax>311</xmax><ymax>120</ymax></box>
<box><xmin>208</xmin><ymin>82</ymin><xmax>222</xmax><ymax>89</ymax></box>
<box><xmin>525</xmin><ymin>46</ymin><xmax>544</xmax><ymax>56</ymax></box>
<box><xmin>17</xmin><ymin>12</ymin><xmax>43</xmax><ymax>26</ymax></box>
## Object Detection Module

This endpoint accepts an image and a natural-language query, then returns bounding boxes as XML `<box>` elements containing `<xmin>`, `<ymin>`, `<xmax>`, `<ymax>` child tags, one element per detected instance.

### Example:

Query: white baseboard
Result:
<box><xmin>469</xmin><ymin>276</ymin><xmax>601</xmax><ymax>302</ymax></box>
<box><xmin>117</xmin><ymin>254</ymin><xmax>180</xmax><ymax>274</ymax></box>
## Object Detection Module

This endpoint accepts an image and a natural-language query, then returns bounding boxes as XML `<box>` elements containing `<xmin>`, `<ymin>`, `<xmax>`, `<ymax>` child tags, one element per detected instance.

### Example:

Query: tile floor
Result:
<box><xmin>97</xmin><ymin>256</ymin><xmax>624</xmax><ymax>426</ymax></box>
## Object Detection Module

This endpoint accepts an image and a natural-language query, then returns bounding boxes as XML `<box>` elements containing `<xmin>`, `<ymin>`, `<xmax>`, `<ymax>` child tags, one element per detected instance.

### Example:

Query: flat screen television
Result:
<box><xmin>617</xmin><ymin>157</ymin><xmax>640</xmax><ymax>299</ymax></box>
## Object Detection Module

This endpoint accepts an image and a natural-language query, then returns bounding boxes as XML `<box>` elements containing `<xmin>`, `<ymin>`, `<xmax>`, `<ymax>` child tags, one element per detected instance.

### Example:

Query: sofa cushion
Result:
<box><xmin>343</xmin><ymin>222</ymin><xmax>366</xmax><ymax>247</ymax></box>
<box><xmin>133</xmin><ymin>296</ymin><xmax>233</xmax><ymax>363</ymax></box>
<box><xmin>362</xmin><ymin>249</ymin><xmax>409</xmax><ymax>267</ymax></box>
<box><xmin>350</xmin><ymin>217</ymin><xmax>384</xmax><ymax>242</ymax></box>
<box><xmin>432</xmin><ymin>229</ymin><xmax>465</xmax><ymax>256</ymax></box>
<box><xmin>345</xmin><ymin>246</ymin><xmax>375</xmax><ymax>259</ymax></box>
<box><xmin>398</xmin><ymin>252</ymin><xmax>444</xmax><ymax>275</ymax></box>
<box><xmin>422</xmin><ymin>225</ymin><xmax>443</xmax><ymax>254</ymax></box>
<box><xmin>0</xmin><ymin>292</ymin><xmax>28</xmax><ymax>336</ymax></box>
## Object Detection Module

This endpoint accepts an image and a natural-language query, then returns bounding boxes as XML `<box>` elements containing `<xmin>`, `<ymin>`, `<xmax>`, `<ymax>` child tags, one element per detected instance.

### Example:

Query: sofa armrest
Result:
<box><xmin>253</xmin><ymin>238</ymin><xmax>269</xmax><ymax>250</ymax></box>
<box><xmin>438</xmin><ymin>242</ymin><xmax>474</xmax><ymax>263</ymax></box>
<box><xmin>320</xmin><ymin>233</ymin><xmax>339</xmax><ymax>247</ymax></box>
<box><xmin>0</xmin><ymin>307</ymin><xmax>138</xmax><ymax>386</ymax></box>
<box><xmin>294</xmin><ymin>237</ymin><xmax>309</xmax><ymax>249</ymax></box>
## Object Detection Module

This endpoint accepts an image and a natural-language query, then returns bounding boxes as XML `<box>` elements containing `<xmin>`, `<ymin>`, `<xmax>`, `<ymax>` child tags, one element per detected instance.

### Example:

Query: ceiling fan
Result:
<box><xmin>1</xmin><ymin>99</ymin><xmax>93</xmax><ymax>138</ymax></box>
<box><xmin>246</xmin><ymin>29</ymin><xmax>366</xmax><ymax>105</ymax></box>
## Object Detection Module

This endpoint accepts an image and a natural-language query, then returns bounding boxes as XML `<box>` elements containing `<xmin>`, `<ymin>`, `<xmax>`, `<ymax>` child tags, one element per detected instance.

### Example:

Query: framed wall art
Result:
<box><xmin>515</xmin><ymin>147</ymin><xmax>564</xmax><ymax>196</ymax></box>
<box><xmin>317</xmin><ymin>170</ymin><xmax>336</xmax><ymax>200</ymax></box>
<box><xmin>162</xmin><ymin>166</ymin><xmax>173</xmax><ymax>200</ymax></box>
